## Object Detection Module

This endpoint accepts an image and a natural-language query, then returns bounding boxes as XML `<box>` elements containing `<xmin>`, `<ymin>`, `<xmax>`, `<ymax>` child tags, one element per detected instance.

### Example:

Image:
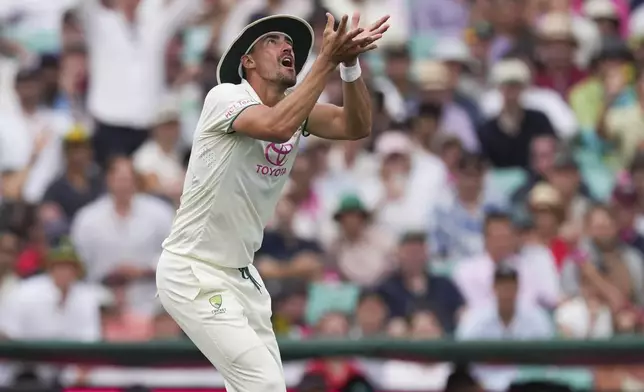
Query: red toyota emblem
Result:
<box><xmin>264</xmin><ymin>143</ymin><xmax>293</xmax><ymax>167</ymax></box>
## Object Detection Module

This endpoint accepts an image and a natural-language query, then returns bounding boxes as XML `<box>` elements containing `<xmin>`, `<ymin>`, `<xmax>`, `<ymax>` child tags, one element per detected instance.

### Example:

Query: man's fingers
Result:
<box><xmin>325</xmin><ymin>13</ymin><xmax>335</xmax><ymax>33</ymax></box>
<box><xmin>373</xmin><ymin>24</ymin><xmax>390</xmax><ymax>35</ymax></box>
<box><xmin>358</xmin><ymin>43</ymin><xmax>378</xmax><ymax>54</ymax></box>
<box><xmin>349</xmin><ymin>34</ymin><xmax>382</xmax><ymax>48</ymax></box>
<box><xmin>351</xmin><ymin>11</ymin><xmax>361</xmax><ymax>30</ymax></box>
<box><xmin>369</xmin><ymin>15</ymin><xmax>390</xmax><ymax>32</ymax></box>
<box><xmin>336</xmin><ymin>14</ymin><xmax>349</xmax><ymax>35</ymax></box>
<box><xmin>343</xmin><ymin>27</ymin><xmax>364</xmax><ymax>43</ymax></box>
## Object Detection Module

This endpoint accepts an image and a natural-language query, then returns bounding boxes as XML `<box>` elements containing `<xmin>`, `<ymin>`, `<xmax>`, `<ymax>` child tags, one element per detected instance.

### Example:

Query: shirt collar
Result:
<box><xmin>241</xmin><ymin>79</ymin><xmax>263</xmax><ymax>103</ymax></box>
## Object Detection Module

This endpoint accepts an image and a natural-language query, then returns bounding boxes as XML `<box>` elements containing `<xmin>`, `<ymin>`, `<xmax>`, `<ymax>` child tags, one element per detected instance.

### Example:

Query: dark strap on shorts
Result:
<box><xmin>239</xmin><ymin>267</ymin><xmax>262</xmax><ymax>293</ymax></box>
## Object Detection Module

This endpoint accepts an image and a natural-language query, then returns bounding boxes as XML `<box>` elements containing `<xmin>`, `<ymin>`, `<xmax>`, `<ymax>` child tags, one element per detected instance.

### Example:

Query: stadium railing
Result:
<box><xmin>0</xmin><ymin>338</ymin><xmax>643</xmax><ymax>366</ymax></box>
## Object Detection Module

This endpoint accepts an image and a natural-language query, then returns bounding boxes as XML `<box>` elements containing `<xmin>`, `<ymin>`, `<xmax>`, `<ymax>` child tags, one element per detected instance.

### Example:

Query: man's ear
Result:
<box><xmin>241</xmin><ymin>54</ymin><xmax>256</xmax><ymax>71</ymax></box>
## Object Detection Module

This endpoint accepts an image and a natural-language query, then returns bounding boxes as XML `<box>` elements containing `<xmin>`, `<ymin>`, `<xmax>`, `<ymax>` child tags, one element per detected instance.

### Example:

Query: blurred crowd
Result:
<box><xmin>4</xmin><ymin>0</ymin><xmax>644</xmax><ymax>390</ymax></box>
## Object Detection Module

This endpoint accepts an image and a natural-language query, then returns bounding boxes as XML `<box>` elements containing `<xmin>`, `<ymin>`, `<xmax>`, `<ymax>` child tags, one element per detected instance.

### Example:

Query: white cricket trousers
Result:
<box><xmin>156</xmin><ymin>250</ymin><xmax>285</xmax><ymax>392</ymax></box>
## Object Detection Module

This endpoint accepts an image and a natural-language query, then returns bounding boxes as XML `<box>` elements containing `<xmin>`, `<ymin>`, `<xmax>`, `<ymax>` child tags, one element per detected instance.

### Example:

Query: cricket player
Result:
<box><xmin>156</xmin><ymin>12</ymin><xmax>389</xmax><ymax>392</ymax></box>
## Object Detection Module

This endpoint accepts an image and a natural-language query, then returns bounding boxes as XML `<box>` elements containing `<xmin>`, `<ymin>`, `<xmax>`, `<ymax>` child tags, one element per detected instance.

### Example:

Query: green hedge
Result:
<box><xmin>0</xmin><ymin>338</ymin><xmax>643</xmax><ymax>366</ymax></box>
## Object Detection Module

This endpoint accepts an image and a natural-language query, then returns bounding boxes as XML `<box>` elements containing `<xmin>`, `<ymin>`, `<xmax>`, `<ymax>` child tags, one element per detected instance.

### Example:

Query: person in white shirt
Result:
<box><xmin>78</xmin><ymin>0</ymin><xmax>202</xmax><ymax>167</ymax></box>
<box><xmin>0</xmin><ymin>68</ymin><xmax>72</xmax><ymax>203</ymax></box>
<box><xmin>0</xmin><ymin>240</ymin><xmax>101</xmax><ymax>385</ymax></box>
<box><xmin>456</xmin><ymin>266</ymin><xmax>554</xmax><ymax>390</ymax></box>
<box><xmin>71</xmin><ymin>156</ymin><xmax>174</xmax><ymax>315</ymax></box>
<box><xmin>156</xmin><ymin>13</ymin><xmax>390</xmax><ymax>392</ymax></box>
<box><xmin>133</xmin><ymin>106</ymin><xmax>186</xmax><ymax>206</ymax></box>
<box><xmin>0</xmin><ymin>241</ymin><xmax>101</xmax><ymax>341</ymax></box>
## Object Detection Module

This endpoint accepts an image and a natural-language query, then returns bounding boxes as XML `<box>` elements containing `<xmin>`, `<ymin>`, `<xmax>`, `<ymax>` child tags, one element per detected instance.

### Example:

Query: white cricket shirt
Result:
<box><xmin>162</xmin><ymin>80</ymin><xmax>305</xmax><ymax>268</ymax></box>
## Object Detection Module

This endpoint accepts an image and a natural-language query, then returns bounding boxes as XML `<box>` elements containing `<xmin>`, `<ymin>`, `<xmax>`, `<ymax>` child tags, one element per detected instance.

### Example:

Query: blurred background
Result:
<box><xmin>3</xmin><ymin>0</ymin><xmax>644</xmax><ymax>391</ymax></box>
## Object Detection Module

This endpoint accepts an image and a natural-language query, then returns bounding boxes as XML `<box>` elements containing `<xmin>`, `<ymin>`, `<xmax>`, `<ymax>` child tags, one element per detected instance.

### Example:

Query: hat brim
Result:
<box><xmin>217</xmin><ymin>15</ymin><xmax>314</xmax><ymax>85</ymax></box>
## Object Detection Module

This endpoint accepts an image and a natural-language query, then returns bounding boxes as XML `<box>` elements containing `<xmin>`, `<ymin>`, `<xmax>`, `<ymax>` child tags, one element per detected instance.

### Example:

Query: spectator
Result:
<box><xmin>479</xmin><ymin>54</ymin><xmax>578</xmax><ymax>141</ymax></box>
<box><xmin>371</xmin><ymin>45</ymin><xmax>417</xmax><ymax>123</ymax></box>
<box><xmin>561</xmin><ymin>204</ymin><xmax>644</xmax><ymax>308</ymax></box>
<box><xmin>305</xmin><ymin>312</ymin><xmax>364</xmax><ymax>391</ymax></box>
<box><xmin>271</xmin><ymin>283</ymin><xmax>310</xmax><ymax>339</ymax></box>
<box><xmin>454</xmin><ymin>211</ymin><xmax>560</xmax><ymax>310</ymax></box>
<box><xmin>151</xmin><ymin>308</ymin><xmax>184</xmax><ymax>341</ymax></box>
<box><xmin>547</xmin><ymin>150</ymin><xmax>594</xmax><ymax>227</ymax></box>
<box><xmin>414</xmin><ymin>61</ymin><xmax>479</xmax><ymax>152</ymax></box>
<box><xmin>427</xmin><ymin>153</ymin><xmax>489</xmax><ymax>263</ymax></box>
<box><xmin>329</xmin><ymin>194</ymin><xmax>396</xmax><ymax>287</ymax></box>
<box><xmin>381</xmin><ymin>309</ymin><xmax>451</xmax><ymax>391</ymax></box>
<box><xmin>41</xmin><ymin>126</ymin><xmax>103</xmax><ymax>224</ymax></box>
<box><xmin>71</xmin><ymin>156</ymin><xmax>174</xmax><ymax>315</ymax></box>
<box><xmin>409</xmin><ymin>103</ymin><xmax>443</xmax><ymax>159</ymax></box>
<box><xmin>361</xmin><ymin>131</ymin><xmax>447</xmax><ymax>234</ymax></box>
<box><xmin>378</xmin><ymin>232</ymin><xmax>464</xmax><ymax>333</ymax></box>
<box><xmin>477</xmin><ymin>58</ymin><xmax>557</xmax><ymax>169</ymax></box>
<box><xmin>133</xmin><ymin>105</ymin><xmax>186</xmax><ymax>206</ymax></box>
<box><xmin>533</xmin><ymin>13</ymin><xmax>588</xmax><ymax>98</ymax></box>
<box><xmin>350</xmin><ymin>290</ymin><xmax>388</xmax><ymax>338</ymax></box>
<box><xmin>456</xmin><ymin>265</ymin><xmax>554</xmax><ymax>390</ymax></box>
<box><xmin>0</xmin><ymin>240</ymin><xmax>101</xmax><ymax>341</ymax></box>
<box><xmin>611</xmin><ymin>174</ymin><xmax>644</xmax><ymax>255</ymax></box>
<box><xmin>101</xmin><ymin>276</ymin><xmax>153</xmax><ymax>342</ymax></box>
<box><xmin>256</xmin><ymin>195</ymin><xmax>324</xmax><ymax>296</ymax></box>
<box><xmin>569</xmin><ymin>35</ymin><xmax>635</xmax><ymax>133</ymax></box>
<box><xmin>526</xmin><ymin>182</ymin><xmax>570</xmax><ymax>270</ymax></box>
<box><xmin>599</xmin><ymin>69</ymin><xmax>644</xmax><ymax>167</ymax></box>
<box><xmin>433</xmin><ymin>37</ymin><xmax>483</xmax><ymax>126</ymax></box>
<box><xmin>0</xmin><ymin>68</ymin><xmax>71</xmax><ymax>203</ymax></box>
<box><xmin>79</xmin><ymin>0</ymin><xmax>202</xmax><ymax>167</ymax></box>
<box><xmin>322</xmin><ymin>0</ymin><xmax>409</xmax><ymax>47</ymax></box>
<box><xmin>555</xmin><ymin>272</ymin><xmax>614</xmax><ymax>338</ymax></box>
<box><xmin>511</xmin><ymin>135</ymin><xmax>558</xmax><ymax>204</ymax></box>
<box><xmin>584</xmin><ymin>0</ymin><xmax>622</xmax><ymax>38</ymax></box>
<box><xmin>0</xmin><ymin>231</ymin><xmax>19</xmax><ymax>300</ymax></box>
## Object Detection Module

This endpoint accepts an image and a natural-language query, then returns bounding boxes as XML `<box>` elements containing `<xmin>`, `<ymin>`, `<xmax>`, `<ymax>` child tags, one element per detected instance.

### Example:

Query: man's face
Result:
<box><xmin>356</xmin><ymin>295</ymin><xmax>387</xmax><ymax>335</ymax></box>
<box><xmin>398</xmin><ymin>240</ymin><xmax>427</xmax><ymax>275</ymax></box>
<box><xmin>494</xmin><ymin>279</ymin><xmax>518</xmax><ymax>308</ymax></box>
<box><xmin>588</xmin><ymin>209</ymin><xmax>619</xmax><ymax>247</ymax></box>
<box><xmin>107</xmin><ymin>159</ymin><xmax>137</xmax><ymax>201</ymax></box>
<box><xmin>484</xmin><ymin>220</ymin><xmax>516</xmax><ymax>261</ymax></box>
<box><xmin>243</xmin><ymin>34</ymin><xmax>296</xmax><ymax>88</ymax></box>
<box><xmin>456</xmin><ymin>169</ymin><xmax>484</xmax><ymax>199</ymax></box>
<box><xmin>16</xmin><ymin>79</ymin><xmax>42</xmax><ymax>107</ymax></box>
<box><xmin>548</xmin><ymin>167</ymin><xmax>580</xmax><ymax>198</ymax></box>
<box><xmin>50</xmin><ymin>262</ymin><xmax>79</xmax><ymax>289</ymax></box>
<box><xmin>154</xmin><ymin>121</ymin><xmax>180</xmax><ymax>146</ymax></box>
<box><xmin>65</xmin><ymin>143</ymin><xmax>92</xmax><ymax>169</ymax></box>
<box><xmin>385</xmin><ymin>56</ymin><xmax>410</xmax><ymax>82</ymax></box>
<box><xmin>530</xmin><ymin>136</ymin><xmax>557</xmax><ymax>175</ymax></box>
<box><xmin>538</xmin><ymin>40</ymin><xmax>575</xmax><ymax>67</ymax></box>
<box><xmin>500</xmin><ymin>82</ymin><xmax>524</xmax><ymax>107</ymax></box>
<box><xmin>339</xmin><ymin>211</ymin><xmax>366</xmax><ymax>237</ymax></box>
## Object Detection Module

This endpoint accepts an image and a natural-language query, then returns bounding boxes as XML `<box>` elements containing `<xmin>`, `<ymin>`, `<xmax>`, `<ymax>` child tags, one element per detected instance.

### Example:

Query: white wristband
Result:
<box><xmin>340</xmin><ymin>62</ymin><xmax>362</xmax><ymax>83</ymax></box>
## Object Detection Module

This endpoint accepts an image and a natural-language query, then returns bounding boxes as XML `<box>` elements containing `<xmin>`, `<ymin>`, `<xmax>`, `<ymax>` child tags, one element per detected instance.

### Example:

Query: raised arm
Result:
<box><xmin>306</xmin><ymin>14</ymin><xmax>390</xmax><ymax>141</ymax></box>
<box><xmin>233</xmin><ymin>14</ymin><xmax>374</xmax><ymax>143</ymax></box>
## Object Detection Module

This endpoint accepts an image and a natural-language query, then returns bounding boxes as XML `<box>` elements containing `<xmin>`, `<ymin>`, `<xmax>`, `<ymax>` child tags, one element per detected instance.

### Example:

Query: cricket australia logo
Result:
<box><xmin>209</xmin><ymin>294</ymin><xmax>226</xmax><ymax>315</ymax></box>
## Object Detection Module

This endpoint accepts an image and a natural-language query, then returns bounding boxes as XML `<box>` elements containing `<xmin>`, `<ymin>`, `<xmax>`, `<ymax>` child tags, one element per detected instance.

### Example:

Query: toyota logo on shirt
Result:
<box><xmin>264</xmin><ymin>143</ymin><xmax>293</xmax><ymax>167</ymax></box>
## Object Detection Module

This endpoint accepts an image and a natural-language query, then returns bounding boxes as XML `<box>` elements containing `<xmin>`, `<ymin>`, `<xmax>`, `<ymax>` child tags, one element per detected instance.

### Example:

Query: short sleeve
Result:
<box><xmin>199</xmin><ymin>84</ymin><xmax>262</xmax><ymax>135</ymax></box>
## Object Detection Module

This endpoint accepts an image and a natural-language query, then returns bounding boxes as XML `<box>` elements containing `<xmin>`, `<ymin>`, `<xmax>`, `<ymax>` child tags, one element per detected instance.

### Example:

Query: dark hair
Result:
<box><xmin>483</xmin><ymin>210</ymin><xmax>512</xmax><ymax>233</ymax></box>
<box><xmin>458</xmin><ymin>152</ymin><xmax>487</xmax><ymax>173</ymax></box>
<box><xmin>105</xmin><ymin>154</ymin><xmax>133</xmax><ymax>174</ymax></box>
<box><xmin>399</xmin><ymin>231</ymin><xmax>426</xmax><ymax>245</ymax></box>
<box><xmin>417</xmin><ymin>103</ymin><xmax>443</xmax><ymax>121</ymax></box>
<box><xmin>444</xmin><ymin>364</ymin><xmax>479</xmax><ymax>392</ymax></box>
<box><xmin>357</xmin><ymin>289</ymin><xmax>384</xmax><ymax>305</ymax></box>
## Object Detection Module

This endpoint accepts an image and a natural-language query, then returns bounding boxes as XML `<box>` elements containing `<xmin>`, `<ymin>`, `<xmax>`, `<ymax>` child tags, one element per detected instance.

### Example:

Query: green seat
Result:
<box><xmin>305</xmin><ymin>282</ymin><xmax>360</xmax><ymax>326</ymax></box>
<box><xmin>575</xmin><ymin>150</ymin><xmax>616</xmax><ymax>201</ymax></box>
<box><xmin>487</xmin><ymin>168</ymin><xmax>528</xmax><ymax>197</ymax></box>
<box><xmin>516</xmin><ymin>366</ymin><xmax>594</xmax><ymax>391</ymax></box>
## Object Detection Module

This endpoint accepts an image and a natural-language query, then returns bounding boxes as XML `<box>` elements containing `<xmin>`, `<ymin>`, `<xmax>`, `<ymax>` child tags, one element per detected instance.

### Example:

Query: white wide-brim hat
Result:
<box><xmin>217</xmin><ymin>14</ymin><xmax>314</xmax><ymax>85</ymax></box>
